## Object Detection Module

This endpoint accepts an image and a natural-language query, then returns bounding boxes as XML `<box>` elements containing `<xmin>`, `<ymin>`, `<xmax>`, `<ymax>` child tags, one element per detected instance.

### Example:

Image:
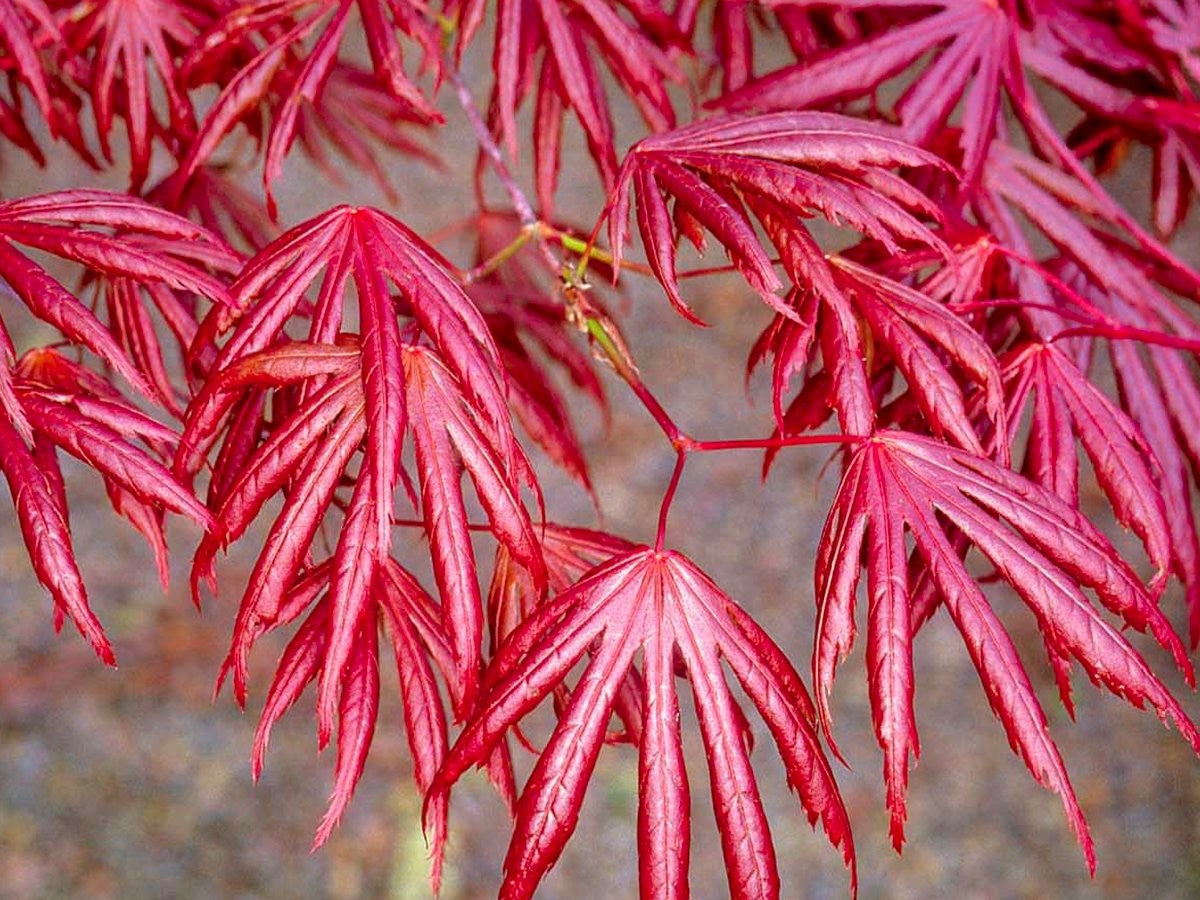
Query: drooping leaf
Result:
<box><xmin>750</xmin><ymin>249</ymin><xmax>1005</xmax><ymax>448</ymax></box>
<box><xmin>0</xmin><ymin>347</ymin><xmax>211</xmax><ymax>664</ymax></box>
<box><xmin>59</xmin><ymin>0</ymin><xmax>204</xmax><ymax>188</ymax></box>
<box><xmin>244</xmin><ymin>555</ymin><xmax>453</xmax><ymax>887</ymax></box>
<box><xmin>609</xmin><ymin>112</ymin><xmax>949</xmax><ymax>330</ymax></box>
<box><xmin>488</xmin><ymin>0</ymin><xmax>682</xmax><ymax>214</ymax></box>
<box><xmin>0</xmin><ymin>0</ymin><xmax>62</xmax><ymax>126</ymax></box>
<box><xmin>718</xmin><ymin>0</ymin><xmax>1019</xmax><ymax>183</ymax></box>
<box><xmin>1000</xmin><ymin>340</ymin><xmax>1172</xmax><ymax>585</ymax></box>
<box><xmin>178</xmin><ymin>205</ymin><xmax>545</xmax><ymax>717</ymax></box>
<box><xmin>0</xmin><ymin>191</ymin><xmax>235</xmax><ymax>403</ymax></box>
<box><xmin>179</xmin><ymin>0</ymin><xmax>442</xmax><ymax>210</ymax></box>
<box><xmin>816</xmin><ymin>430</ymin><xmax>1200</xmax><ymax>858</ymax></box>
<box><xmin>434</xmin><ymin>546</ymin><xmax>855</xmax><ymax>899</ymax></box>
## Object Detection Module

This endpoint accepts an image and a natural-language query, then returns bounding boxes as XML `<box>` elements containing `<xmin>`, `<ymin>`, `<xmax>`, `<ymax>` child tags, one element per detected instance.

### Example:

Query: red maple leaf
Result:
<box><xmin>486</xmin><ymin>0</ymin><xmax>683</xmax><ymax>213</ymax></box>
<box><xmin>816</xmin><ymin>429</ymin><xmax>1200</xmax><ymax>857</ymax></box>
<box><xmin>0</xmin><ymin>345</ymin><xmax>211</xmax><ymax>664</ymax></box>
<box><xmin>433</xmin><ymin>546</ymin><xmax>855</xmax><ymax>899</ymax></box>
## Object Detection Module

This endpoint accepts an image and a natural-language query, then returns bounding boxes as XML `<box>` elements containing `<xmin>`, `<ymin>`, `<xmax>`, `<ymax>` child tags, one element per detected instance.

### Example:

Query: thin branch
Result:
<box><xmin>444</xmin><ymin>57</ymin><xmax>561</xmax><ymax>274</ymax></box>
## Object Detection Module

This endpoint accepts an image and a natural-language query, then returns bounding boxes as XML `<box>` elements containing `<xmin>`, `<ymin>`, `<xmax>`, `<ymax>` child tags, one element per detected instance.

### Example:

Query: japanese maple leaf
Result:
<box><xmin>975</xmin><ymin>137</ymin><xmax>1200</xmax><ymax>301</ymax></box>
<box><xmin>433</xmin><ymin>546</ymin><xmax>855</xmax><ymax>899</ymax></box>
<box><xmin>148</xmin><ymin>164</ymin><xmax>277</xmax><ymax>254</ymax></box>
<box><xmin>487</xmin><ymin>0</ymin><xmax>683</xmax><ymax>213</ymax></box>
<box><xmin>0</xmin><ymin>345</ymin><xmax>211</xmax><ymax>665</ymax></box>
<box><xmin>293</xmin><ymin>62</ymin><xmax>439</xmax><ymax>205</ymax></box>
<box><xmin>677</xmin><ymin>0</ymin><xmax>867</xmax><ymax>95</ymax></box>
<box><xmin>487</xmin><ymin>524</ymin><xmax>648</xmax><ymax>745</ymax></box>
<box><xmin>752</xmin><ymin>227</ymin><xmax>1010</xmax><ymax>459</ymax></box>
<box><xmin>488</xmin><ymin>523</ymin><xmax>634</xmax><ymax>649</ymax></box>
<box><xmin>716</xmin><ymin>0</ymin><xmax>1021</xmax><ymax>182</ymax></box>
<box><xmin>176</xmin><ymin>208</ymin><xmax>546</xmax><ymax>655</ymax></box>
<box><xmin>1020</xmin><ymin>28</ymin><xmax>1200</xmax><ymax>237</ymax></box>
<box><xmin>608</xmin><ymin>112</ymin><xmax>949</xmax><ymax>329</ymax></box>
<box><xmin>1049</xmin><ymin>263</ymin><xmax>1200</xmax><ymax>646</ymax></box>
<box><xmin>1107</xmin><ymin>336</ymin><xmax>1200</xmax><ymax>645</ymax></box>
<box><xmin>999</xmin><ymin>341</ymin><xmax>1173</xmax><ymax>589</ymax></box>
<box><xmin>185</xmin><ymin>335</ymin><xmax>543</xmax><ymax>722</ymax></box>
<box><xmin>1098</xmin><ymin>0</ymin><xmax>1200</xmax><ymax>83</ymax></box>
<box><xmin>58</xmin><ymin>0</ymin><xmax>206</xmax><ymax>189</ymax></box>
<box><xmin>179</xmin><ymin>0</ymin><xmax>441</xmax><ymax>210</ymax></box>
<box><xmin>748</xmin><ymin>247</ymin><xmax>1005</xmax><ymax>447</ymax></box>
<box><xmin>971</xmin><ymin>150</ymin><xmax>1200</xmax><ymax>635</ymax></box>
<box><xmin>0</xmin><ymin>190</ymin><xmax>235</xmax><ymax>403</ymax></box>
<box><xmin>0</xmin><ymin>0</ymin><xmax>62</xmax><ymax>126</ymax></box>
<box><xmin>816</xmin><ymin>430</ymin><xmax>1200</xmax><ymax>857</ymax></box>
<box><xmin>182</xmin><ymin>337</ymin><xmax>525</xmax><ymax>858</ymax></box>
<box><xmin>239</xmin><ymin>550</ymin><xmax>454</xmax><ymax>875</ymax></box>
<box><xmin>88</xmin><ymin>249</ymin><xmax>244</xmax><ymax>417</ymax></box>
<box><xmin>178</xmin><ymin>204</ymin><xmax>522</xmax><ymax>495</ymax></box>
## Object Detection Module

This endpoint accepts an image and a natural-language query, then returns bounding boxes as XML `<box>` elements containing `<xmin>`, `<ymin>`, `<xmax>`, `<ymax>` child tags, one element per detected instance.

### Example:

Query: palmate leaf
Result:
<box><xmin>608</xmin><ymin>111</ymin><xmax>949</xmax><ymax>330</ymax></box>
<box><xmin>976</xmin><ymin>137</ymin><xmax>1200</xmax><ymax>302</ymax></box>
<box><xmin>675</xmin><ymin>0</ymin><xmax>867</xmax><ymax>95</ymax></box>
<box><xmin>1034</xmin><ymin>0</ymin><xmax>1200</xmax><ymax>222</ymax></box>
<box><xmin>755</xmin><ymin>226</ymin><xmax>1017</xmax><ymax>458</ymax></box>
<box><xmin>58</xmin><ymin>0</ymin><xmax>206</xmax><ymax>189</ymax></box>
<box><xmin>189</xmin><ymin>337</ymin><xmax>529</xmax><ymax>857</ymax></box>
<box><xmin>433</xmin><ymin>546</ymin><xmax>855</xmax><ymax>899</ymax></box>
<box><xmin>148</xmin><ymin>164</ymin><xmax>277</xmax><ymax>255</ymax></box>
<box><xmin>0</xmin><ymin>348</ymin><xmax>211</xmax><ymax>665</ymax></box>
<box><xmin>991</xmin><ymin>334</ymin><xmax>1185</xmax><ymax>705</ymax></box>
<box><xmin>1000</xmin><ymin>341</ymin><xmax>1173</xmax><ymax>588</ymax></box>
<box><xmin>1057</xmin><ymin>265</ymin><xmax>1200</xmax><ymax>646</ymax></box>
<box><xmin>241</xmin><ymin>553</ymin><xmax>453</xmax><ymax>880</ymax></box>
<box><xmin>293</xmin><ymin>62</ymin><xmax>439</xmax><ymax>204</ymax></box>
<box><xmin>181</xmin><ymin>205</ymin><xmax>517</xmax><ymax>460</ymax></box>
<box><xmin>488</xmin><ymin>523</ymin><xmax>634</xmax><ymax>650</ymax></box>
<box><xmin>718</xmin><ymin>0</ymin><xmax>1019</xmax><ymax>183</ymax></box>
<box><xmin>1108</xmin><ymin>336</ymin><xmax>1200</xmax><ymax>645</ymax></box>
<box><xmin>0</xmin><ymin>0</ymin><xmax>61</xmax><ymax>125</ymax></box>
<box><xmin>487</xmin><ymin>524</ymin><xmax>648</xmax><ymax>746</ymax></box>
<box><xmin>186</xmin><ymin>331</ymin><xmax>542</xmax><ymax>724</ymax></box>
<box><xmin>179</xmin><ymin>204</ymin><xmax>525</xmax><ymax>513</ymax></box>
<box><xmin>95</xmin><ymin>275</ymin><xmax>198</xmax><ymax>417</ymax></box>
<box><xmin>486</xmin><ymin>0</ymin><xmax>682</xmax><ymax>214</ymax></box>
<box><xmin>972</xmin><ymin>147</ymin><xmax>1200</xmax><ymax>638</ymax></box>
<box><xmin>404</xmin><ymin>344</ymin><xmax>546</xmax><ymax>715</ymax></box>
<box><xmin>0</xmin><ymin>190</ymin><xmax>235</xmax><ymax>403</ymax></box>
<box><xmin>179</xmin><ymin>0</ymin><xmax>441</xmax><ymax>210</ymax></box>
<box><xmin>1112</xmin><ymin>0</ymin><xmax>1200</xmax><ymax>83</ymax></box>
<box><xmin>750</xmin><ymin>248</ymin><xmax>1006</xmax><ymax>448</ymax></box>
<box><xmin>816</xmin><ymin>430</ymin><xmax>1200</xmax><ymax>858</ymax></box>
<box><xmin>1022</xmin><ymin>27</ymin><xmax>1200</xmax><ymax>238</ymax></box>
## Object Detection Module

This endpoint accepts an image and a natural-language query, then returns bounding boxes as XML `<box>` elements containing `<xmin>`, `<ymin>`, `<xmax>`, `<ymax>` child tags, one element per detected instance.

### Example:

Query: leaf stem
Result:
<box><xmin>691</xmin><ymin>434</ymin><xmax>861</xmax><ymax>452</ymax></box>
<box><xmin>655</xmin><ymin>449</ymin><xmax>688</xmax><ymax>551</ymax></box>
<box><xmin>392</xmin><ymin>517</ymin><xmax>493</xmax><ymax>532</ymax></box>
<box><xmin>462</xmin><ymin>227</ymin><xmax>533</xmax><ymax>284</ymax></box>
<box><xmin>582</xmin><ymin>312</ymin><xmax>684</xmax><ymax>444</ymax></box>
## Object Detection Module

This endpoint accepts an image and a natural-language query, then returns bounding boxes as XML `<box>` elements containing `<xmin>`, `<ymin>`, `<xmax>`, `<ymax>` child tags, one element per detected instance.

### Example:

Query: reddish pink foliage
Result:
<box><xmin>3</xmin><ymin>0</ymin><xmax>1200</xmax><ymax>895</ymax></box>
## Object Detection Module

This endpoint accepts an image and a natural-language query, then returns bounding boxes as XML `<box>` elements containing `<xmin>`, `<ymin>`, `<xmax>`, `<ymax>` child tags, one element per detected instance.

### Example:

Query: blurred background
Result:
<box><xmin>2</xmin><ymin>21</ymin><xmax>1200</xmax><ymax>900</ymax></box>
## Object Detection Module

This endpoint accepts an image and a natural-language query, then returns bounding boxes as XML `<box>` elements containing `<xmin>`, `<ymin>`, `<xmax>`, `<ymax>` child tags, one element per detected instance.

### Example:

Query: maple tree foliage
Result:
<box><xmin>3</xmin><ymin>0</ymin><xmax>1200</xmax><ymax>895</ymax></box>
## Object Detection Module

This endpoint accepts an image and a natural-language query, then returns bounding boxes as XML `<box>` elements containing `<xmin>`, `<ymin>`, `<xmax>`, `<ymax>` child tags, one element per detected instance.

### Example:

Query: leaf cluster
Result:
<box><xmin>3</xmin><ymin>0</ymin><xmax>1200</xmax><ymax>896</ymax></box>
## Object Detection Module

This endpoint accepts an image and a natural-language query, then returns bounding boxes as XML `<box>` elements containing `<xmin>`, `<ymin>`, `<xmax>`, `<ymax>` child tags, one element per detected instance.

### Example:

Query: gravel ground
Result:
<box><xmin>2</xmin><ymin>37</ymin><xmax>1200</xmax><ymax>900</ymax></box>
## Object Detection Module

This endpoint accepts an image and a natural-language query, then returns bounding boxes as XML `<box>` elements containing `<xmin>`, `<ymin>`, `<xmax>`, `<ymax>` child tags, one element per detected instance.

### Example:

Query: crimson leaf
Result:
<box><xmin>434</xmin><ymin>546</ymin><xmax>855</xmax><ymax>899</ymax></box>
<box><xmin>816</xmin><ymin>430</ymin><xmax>1200</xmax><ymax>859</ymax></box>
